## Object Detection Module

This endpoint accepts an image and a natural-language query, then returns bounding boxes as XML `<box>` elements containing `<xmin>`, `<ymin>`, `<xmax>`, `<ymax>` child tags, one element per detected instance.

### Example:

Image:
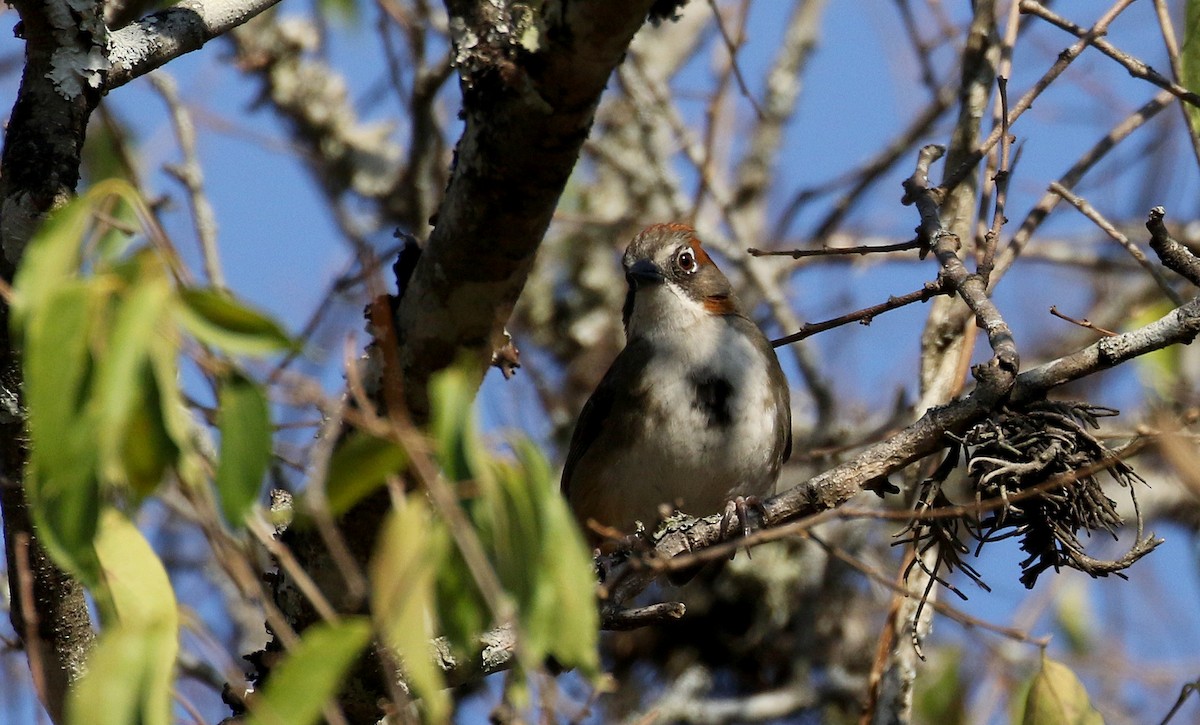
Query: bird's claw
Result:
<box><xmin>720</xmin><ymin>495</ymin><xmax>766</xmax><ymax>558</ymax></box>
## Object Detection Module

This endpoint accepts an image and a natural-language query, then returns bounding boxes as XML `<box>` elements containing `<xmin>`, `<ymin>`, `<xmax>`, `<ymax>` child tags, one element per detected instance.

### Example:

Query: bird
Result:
<box><xmin>561</xmin><ymin>223</ymin><xmax>792</xmax><ymax>545</ymax></box>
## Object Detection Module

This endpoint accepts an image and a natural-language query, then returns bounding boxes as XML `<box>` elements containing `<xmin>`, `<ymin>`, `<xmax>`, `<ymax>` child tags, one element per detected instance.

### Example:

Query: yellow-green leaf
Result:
<box><xmin>28</xmin><ymin>463</ymin><xmax>101</xmax><ymax>584</ymax></box>
<box><xmin>915</xmin><ymin>648</ymin><xmax>966</xmax><ymax>725</ymax></box>
<box><xmin>23</xmin><ymin>282</ymin><xmax>93</xmax><ymax>457</ymax></box>
<box><xmin>92</xmin><ymin>508</ymin><xmax>179</xmax><ymax>630</ymax></box>
<box><xmin>1022</xmin><ymin>657</ymin><xmax>1105</xmax><ymax>725</ymax></box>
<box><xmin>67</xmin><ymin>509</ymin><xmax>179</xmax><ymax>725</ymax></box>
<box><xmin>1055</xmin><ymin>582</ymin><xmax>1094</xmax><ymax>656</ymax></box>
<box><xmin>324</xmin><ymin>432</ymin><xmax>408</xmax><ymax>515</ymax></box>
<box><xmin>176</xmin><ymin>287</ymin><xmax>293</xmax><ymax>356</ymax></box>
<box><xmin>215</xmin><ymin>373</ymin><xmax>272</xmax><ymax>527</ymax></box>
<box><xmin>371</xmin><ymin>503</ymin><xmax>450</xmax><ymax>723</ymax></box>
<box><xmin>147</xmin><ymin>330</ymin><xmax>203</xmax><ymax>489</ymax></box>
<box><xmin>66</xmin><ymin>624</ymin><xmax>176</xmax><ymax>725</ymax></box>
<box><xmin>245</xmin><ymin>618</ymin><xmax>372</xmax><ymax>725</ymax></box>
<box><xmin>1130</xmin><ymin>302</ymin><xmax>1180</xmax><ymax>398</ymax></box>
<box><xmin>504</xmin><ymin>439</ymin><xmax>598</xmax><ymax>677</ymax></box>
<box><xmin>10</xmin><ymin>202</ymin><xmax>91</xmax><ymax>331</ymax></box>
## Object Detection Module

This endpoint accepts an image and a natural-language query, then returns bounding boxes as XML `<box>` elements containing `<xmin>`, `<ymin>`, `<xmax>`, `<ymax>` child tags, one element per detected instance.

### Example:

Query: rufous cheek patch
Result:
<box><xmin>703</xmin><ymin>295</ymin><xmax>737</xmax><ymax>315</ymax></box>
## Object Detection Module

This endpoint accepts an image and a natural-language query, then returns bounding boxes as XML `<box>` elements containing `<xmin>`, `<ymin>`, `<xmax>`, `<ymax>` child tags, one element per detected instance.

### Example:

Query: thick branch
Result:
<box><xmin>1</xmin><ymin>0</ymin><xmax>107</xmax><ymax>719</ymax></box>
<box><xmin>394</xmin><ymin>0</ymin><xmax>658</xmax><ymax>419</ymax></box>
<box><xmin>105</xmin><ymin>0</ymin><xmax>286</xmax><ymax>89</ymax></box>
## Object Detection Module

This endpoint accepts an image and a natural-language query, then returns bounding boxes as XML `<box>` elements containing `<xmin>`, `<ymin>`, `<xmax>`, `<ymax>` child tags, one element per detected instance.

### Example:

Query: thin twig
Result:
<box><xmin>993</xmin><ymin>90</ymin><xmax>1175</xmax><ymax>284</ymax></box>
<box><xmin>771</xmin><ymin>281</ymin><xmax>948</xmax><ymax>347</ymax></box>
<box><xmin>13</xmin><ymin>534</ymin><xmax>47</xmax><ymax>714</ymax></box>
<box><xmin>941</xmin><ymin>0</ymin><xmax>1139</xmax><ymax>193</ymax></box>
<box><xmin>904</xmin><ymin>144</ymin><xmax>1020</xmax><ymax>387</ymax></box>
<box><xmin>792</xmin><ymin>81</ymin><xmax>957</xmax><ymax>242</ymax></box>
<box><xmin>1151</xmin><ymin>0</ymin><xmax>1200</xmax><ymax>170</ymax></box>
<box><xmin>979</xmin><ymin>75</ymin><xmax>1012</xmax><ymax>285</ymax></box>
<box><xmin>1020</xmin><ymin>1</ymin><xmax>1200</xmax><ymax>112</ymax></box>
<box><xmin>1049</xmin><ymin>306</ymin><xmax>1117</xmax><ymax>337</ymax></box>
<box><xmin>601</xmin><ymin>602</ymin><xmax>687</xmax><ymax>630</ymax></box>
<box><xmin>150</xmin><ymin>73</ymin><xmax>225</xmax><ymax>289</ymax></box>
<box><xmin>809</xmin><ymin>531</ymin><xmax>1049</xmax><ymax>647</ymax></box>
<box><xmin>1049</xmin><ymin>183</ymin><xmax>1184</xmax><ymax>306</ymax></box>
<box><xmin>1159</xmin><ymin>678</ymin><xmax>1200</xmax><ymax>725</ymax></box>
<box><xmin>748</xmin><ymin>239</ymin><xmax>924</xmax><ymax>258</ymax></box>
<box><xmin>704</xmin><ymin>0</ymin><xmax>764</xmax><ymax>120</ymax></box>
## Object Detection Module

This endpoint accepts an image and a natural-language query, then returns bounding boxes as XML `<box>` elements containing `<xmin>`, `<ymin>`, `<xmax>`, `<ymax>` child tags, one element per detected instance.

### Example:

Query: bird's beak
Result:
<box><xmin>626</xmin><ymin>259</ymin><xmax>664</xmax><ymax>288</ymax></box>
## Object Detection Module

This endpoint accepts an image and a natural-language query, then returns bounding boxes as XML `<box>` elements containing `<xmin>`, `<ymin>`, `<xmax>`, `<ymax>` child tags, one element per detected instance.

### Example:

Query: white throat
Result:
<box><xmin>626</xmin><ymin>282</ymin><xmax>714</xmax><ymax>348</ymax></box>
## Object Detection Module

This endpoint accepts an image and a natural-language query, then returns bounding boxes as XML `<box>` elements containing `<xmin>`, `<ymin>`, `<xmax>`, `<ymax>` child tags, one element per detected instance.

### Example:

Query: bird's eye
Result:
<box><xmin>677</xmin><ymin>249</ymin><xmax>698</xmax><ymax>273</ymax></box>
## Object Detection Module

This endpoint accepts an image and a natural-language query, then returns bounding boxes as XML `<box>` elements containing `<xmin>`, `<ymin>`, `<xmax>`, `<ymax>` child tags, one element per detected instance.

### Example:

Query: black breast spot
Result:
<box><xmin>693</xmin><ymin>375</ymin><xmax>734</xmax><ymax>428</ymax></box>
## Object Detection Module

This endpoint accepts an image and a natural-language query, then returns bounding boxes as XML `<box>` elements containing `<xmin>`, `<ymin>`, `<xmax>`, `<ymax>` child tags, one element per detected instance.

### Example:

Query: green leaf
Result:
<box><xmin>68</xmin><ymin>509</ymin><xmax>179</xmax><ymax>725</ymax></box>
<box><xmin>10</xmin><ymin>203</ymin><xmax>91</xmax><ymax>331</ymax></box>
<box><xmin>93</xmin><ymin>255</ymin><xmax>173</xmax><ymax>488</ymax></box>
<box><xmin>1022</xmin><ymin>657</ymin><xmax>1105</xmax><ymax>725</ymax></box>
<box><xmin>492</xmin><ymin>439</ymin><xmax>599</xmax><ymax>677</ymax></box>
<box><xmin>28</xmin><ymin>463</ymin><xmax>102</xmax><ymax>584</ymax></box>
<box><xmin>176</xmin><ymin>287</ymin><xmax>293</xmax><ymax>356</ymax></box>
<box><xmin>245</xmin><ymin>618</ymin><xmax>373</xmax><ymax>725</ymax></box>
<box><xmin>1182</xmin><ymin>0</ymin><xmax>1200</xmax><ymax>136</ymax></box>
<box><xmin>371</xmin><ymin>503</ymin><xmax>451</xmax><ymax>723</ymax></box>
<box><xmin>214</xmin><ymin>373</ymin><xmax>272</xmax><ymax>527</ymax></box>
<box><xmin>317</xmin><ymin>0</ymin><xmax>359</xmax><ymax>24</ymax></box>
<box><xmin>22</xmin><ymin>283</ymin><xmax>102</xmax><ymax>580</ymax></box>
<box><xmin>1054</xmin><ymin>582</ymin><xmax>1094</xmax><ymax>656</ymax></box>
<box><xmin>147</xmin><ymin>330</ymin><xmax>203</xmax><ymax>489</ymax></box>
<box><xmin>324</xmin><ymin>432</ymin><xmax>408</xmax><ymax>515</ymax></box>
<box><xmin>430</xmin><ymin>364</ymin><xmax>484</xmax><ymax>483</ymax></box>
<box><xmin>427</xmin><ymin>366</ymin><xmax>599</xmax><ymax>681</ymax></box>
<box><xmin>92</xmin><ymin>507</ymin><xmax>179</xmax><ymax>628</ymax></box>
<box><xmin>10</xmin><ymin>179</ymin><xmax>141</xmax><ymax>330</ymax></box>
<box><xmin>120</xmin><ymin>367</ymin><xmax>180</xmax><ymax>498</ymax></box>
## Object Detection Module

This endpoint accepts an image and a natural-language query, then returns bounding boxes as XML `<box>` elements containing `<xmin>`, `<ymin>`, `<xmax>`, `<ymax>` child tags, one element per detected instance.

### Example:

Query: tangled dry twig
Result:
<box><xmin>900</xmin><ymin>401</ymin><xmax>1161</xmax><ymax>593</ymax></box>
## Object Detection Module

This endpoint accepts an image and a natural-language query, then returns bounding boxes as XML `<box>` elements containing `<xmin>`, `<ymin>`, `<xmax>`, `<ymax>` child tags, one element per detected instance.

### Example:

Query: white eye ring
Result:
<box><xmin>677</xmin><ymin>249</ymin><xmax>698</xmax><ymax>273</ymax></box>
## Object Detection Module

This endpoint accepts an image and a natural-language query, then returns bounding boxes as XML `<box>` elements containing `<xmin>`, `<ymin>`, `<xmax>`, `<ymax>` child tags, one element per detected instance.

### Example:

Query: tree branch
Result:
<box><xmin>1</xmin><ymin>0</ymin><xmax>107</xmax><ymax>718</ymax></box>
<box><xmin>105</xmin><ymin>0</ymin><xmax>287</xmax><ymax>90</ymax></box>
<box><xmin>394</xmin><ymin>0</ymin><xmax>660</xmax><ymax>419</ymax></box>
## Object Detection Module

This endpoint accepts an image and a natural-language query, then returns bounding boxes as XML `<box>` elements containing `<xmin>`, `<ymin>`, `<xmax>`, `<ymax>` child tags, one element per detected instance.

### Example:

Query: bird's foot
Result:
<box><xmin>720</xmin><ymin>495</ymin><xmax>767</xmax><ymax>557</ymax></box>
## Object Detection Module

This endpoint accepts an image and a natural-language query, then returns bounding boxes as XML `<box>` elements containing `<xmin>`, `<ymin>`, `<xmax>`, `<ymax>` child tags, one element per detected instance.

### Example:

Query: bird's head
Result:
<box><xmin>621</xmin><ymin>224</ymin><xmax>740</xmax><ymax>340</ymax></box>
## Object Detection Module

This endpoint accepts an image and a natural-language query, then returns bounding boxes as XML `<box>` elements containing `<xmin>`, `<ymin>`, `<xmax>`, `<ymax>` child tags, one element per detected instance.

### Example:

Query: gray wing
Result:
<box><xmin>560</xmin><ymin>341</ymin><xmax>653</xmax><ymax>498</ymax></box>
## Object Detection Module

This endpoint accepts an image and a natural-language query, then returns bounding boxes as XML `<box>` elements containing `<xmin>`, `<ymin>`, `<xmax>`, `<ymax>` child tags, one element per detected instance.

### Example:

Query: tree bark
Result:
<box><xmin>0</xmin><ymin>0</ymin><xmax>108</xmax><ymax>719</ymax></box>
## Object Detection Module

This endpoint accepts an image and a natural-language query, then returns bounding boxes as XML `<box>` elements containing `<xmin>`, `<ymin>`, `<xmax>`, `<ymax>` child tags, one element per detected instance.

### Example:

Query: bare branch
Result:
<box><xmin>1147</xmin><ymin>207</ymin><xmax>1200</xmax><ymax>287</ymax></box>
<box><xmin>106</xmin><ymin>0</ymin><xmax>287</xmax><ymax>89</ymax></box>
<box><xmin>771</xmin><ymin>281</ymin><xmax>947</xmax><ymax>347</ymax></box>
<box><xmin>1050</xmin><ymin>183</ymin><xmax>1183</xmax><ymax>306</ymax></box>
<box><xmin>1019</xmin><ymin>0</ymin><xmax>1200</xmax><ymax>111</ymax></box>
<box><xmin>941</xmin><ymin>0</ymin><xmax>1139</xmax><ymax>194</ymax></box>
